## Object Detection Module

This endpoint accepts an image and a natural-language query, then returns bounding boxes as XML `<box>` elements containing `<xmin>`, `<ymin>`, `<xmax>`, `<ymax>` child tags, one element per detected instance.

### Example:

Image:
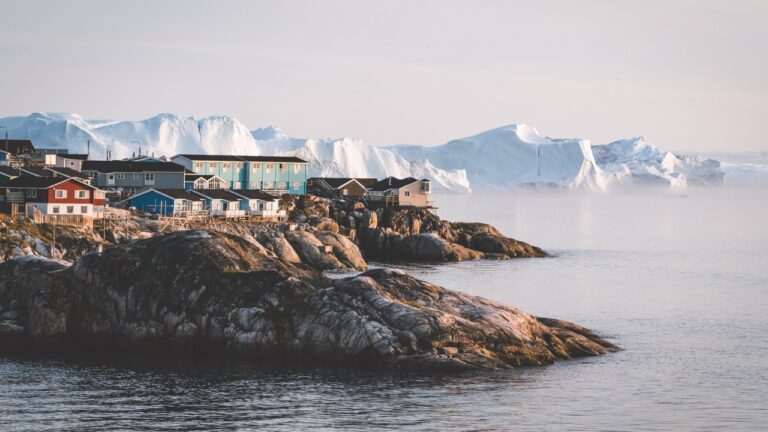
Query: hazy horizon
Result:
<box><xmin>1</xmin><ymin>0</ymin><xmax>766</xmax><ymax>152</ymax></box>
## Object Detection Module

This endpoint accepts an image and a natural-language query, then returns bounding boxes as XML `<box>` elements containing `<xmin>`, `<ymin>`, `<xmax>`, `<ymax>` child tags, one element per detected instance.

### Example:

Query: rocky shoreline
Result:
<box><xmin>0</xmin><ymin>220</ymin><xmax>616</xmax><ymax>370</ymax></box>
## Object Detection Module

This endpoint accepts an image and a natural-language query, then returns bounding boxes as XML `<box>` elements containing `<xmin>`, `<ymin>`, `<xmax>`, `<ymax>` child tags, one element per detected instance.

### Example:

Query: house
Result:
<box><xmin>365</xmin><ymin>177</ymin><xmax>432</xmax><ymax>207</ymax></box>
<box><xmin>184</xmin><ymin>173</ymin><xmax>228</xmax><ymax>190</ymax></box>
<box><xmin>308</xmin><ymin>177</ymin><xmax>378</xmax><ymax>198</ymax></box>
<box><xmin>237</xmin><ymin>155</ymin><xmax>309</xmax><ymax>195</ymax></box>
<box><xmin>0</xmin><ymin>139</ymin><xmax>35</xmax><ymax>167</ymax></box>
<box><xmin>190</xmin><ymin>189</ymin><xmax>244</xmax><ymax>217</ymax></box>
<box><xmin>171</xmin><ymin>154</ymin><xmax>309</xmax><ymax>195</ymax></box>
<box><xmin>226</xmin><ymin>189</ymin><xmax>283</xmax><ymax>218</ymax></box>
<box><xmin>127</xmin><ymin>188</ymin><xmax>205</xmax><ymax>216</ymax></box>
<box><xmin>81</xmin><ymin>160</ymin><xmax>186</xmax><ymax>196</ymax></box>
<box><xmin>0</xmin><ymin>176</ymin><xmax>105</xmax><ymax>219</ymax></box>
<box><xmin>55</xmin><ymin>153</ymin><xmax>89</xmax><ymax>171</ymax></box>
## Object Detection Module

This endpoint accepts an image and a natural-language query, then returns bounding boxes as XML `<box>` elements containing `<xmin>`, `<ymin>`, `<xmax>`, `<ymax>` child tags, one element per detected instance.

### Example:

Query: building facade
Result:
<box><xmin>1</xmin><ymin>176</ymin><xmax>105</xmax><ymax>217</ymax></box>
<box><xmin>81</xmin><ymin>160</ymin><xmax>186</xmax><ymax>196</ymax></box>
<box><xmin>171</xmin><ymin>154</ymin><xmax>309</xmax><ymax>195</ymax></box>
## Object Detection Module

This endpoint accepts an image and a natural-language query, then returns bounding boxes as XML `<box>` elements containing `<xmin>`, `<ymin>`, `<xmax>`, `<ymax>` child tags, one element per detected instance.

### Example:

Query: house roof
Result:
<box><xmin>192</xmin><ymin>189</ymin><xmax>241</xmax><ymax>200</ymax></box>
<box><xmin>227</xmin><ymin>189</ymin><xmax>279</xmax><ymax>201</ymax></box>
<box><xmin>18</xmin><ymin>167</ymin><xmax>47</xmax><ymax>177</ymax></box>
<box><xmin>45</xmin><ymin>167</ymin><xmax>89</xmax><ymax>179</ymax></box>
<box><xmin>173</xmin><ymin>154</ymin><xmax>308</xmax><ymax>164</ymax></box>
<box><xmin>237</xmin><ymin>155</ymin><xmax>307</xmax><ymax>163</ymax></box>
<box><xmin>368</xmin><ymin>177</ymin><xmax>421</xmax><ymax>192</ymax></box>
<box><xmin>58</xmin><ymin>153</ymin><xmax>89</xmax><ymax>160</ymax></box>
<box><xmin>2</xmin><ymin>176</ymin><xmax>94</xmax><ymax>190</ymax></box>
<box><xmin>185</xmin><ymin>174</ymin><xmax>218</xmax><ymax>181</ymax></box>
<box><xmin>131</xmin><ymin>188</ymin><xmax>204</xmax><ymax>201</ymax></box>
<box><xmin>311</xmin><ymin>177</ymin><xmax>378</xmax><ymax>189</ymax></box>
<box><xmin>174</xmin><ymin>154</ymin><xmax>243</xmax><ymax>162</ymax></box>
<box><xmin>0</xmin><ymin>139</ymin><xmax>35</xmax><ymax>155</ymax></box>
<box><xmin>82</xmin><ymin>160</ymin><xmax>186</xmax><ymax>173</ymax></box>
<box><xmin>0</xmin><ymin>166</ymin><xmax>22</xmax><ymax>178</ymax></box>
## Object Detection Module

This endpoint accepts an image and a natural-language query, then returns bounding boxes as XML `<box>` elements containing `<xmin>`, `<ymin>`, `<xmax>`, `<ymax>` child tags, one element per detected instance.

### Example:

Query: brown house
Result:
<box><xmin>365</xmin><ymin>177</ymin><xmax>432</xmax><ymax>207</ymax></box>
<box><xmin>308</xmin><ymin>177</ymin><xmax>378</xmax><ymax>198</ymax></box>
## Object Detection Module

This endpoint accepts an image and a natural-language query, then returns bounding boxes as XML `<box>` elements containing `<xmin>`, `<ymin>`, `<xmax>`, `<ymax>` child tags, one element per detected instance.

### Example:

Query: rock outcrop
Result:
<box><xmin>353</xmin><ymin>207</ymin><xmax>545</xmax><ymax>262</ymax></box>
<box><xmin>0</xmin><ymin>229</ymin><xmax>615</xmax><ymax>370</ymax></box>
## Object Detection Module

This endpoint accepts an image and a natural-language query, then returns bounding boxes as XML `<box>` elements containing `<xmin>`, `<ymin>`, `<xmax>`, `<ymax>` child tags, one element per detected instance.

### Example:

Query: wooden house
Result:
<box><xmin>0</xmin><ymin>176</ymin><xmax>106</xmax><ymax>222</ymax></box>
<box><xmin>127</xmin><ymin>188</ymin><xmax>205</xmax><ymax>216</ymax></box>
<box><xmin>226</xmin><ymin>189</ymin><xmax>282</xmax><ymax>217</ymax></box>
<box><xmin>307</xmin><ymin>177</ymin><xmax>378</xmax><ymax>198</ymax></box>
<box><xmin>191</xmin><ymin>189</ymin><xmax>244</xmax><ymax>217</ymax></box>
<box><xmin>365</xmin><ymin>177</ymin><xmax>432</xmax><ymax>207</ymax></box>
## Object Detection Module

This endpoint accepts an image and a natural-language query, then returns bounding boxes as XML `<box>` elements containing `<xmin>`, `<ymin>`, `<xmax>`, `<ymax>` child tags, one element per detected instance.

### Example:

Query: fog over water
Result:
<box><xmin>2</xmin><ymin>188</ymin><xmax>767</xmax><ymax>431</ymax></box>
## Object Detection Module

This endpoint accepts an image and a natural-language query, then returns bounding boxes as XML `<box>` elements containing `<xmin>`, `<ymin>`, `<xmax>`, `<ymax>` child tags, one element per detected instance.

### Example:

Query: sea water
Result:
<box><xmin>2</xmin><ymin>189</ymin><xmax>767</xmax><ymax>431</ymax></box>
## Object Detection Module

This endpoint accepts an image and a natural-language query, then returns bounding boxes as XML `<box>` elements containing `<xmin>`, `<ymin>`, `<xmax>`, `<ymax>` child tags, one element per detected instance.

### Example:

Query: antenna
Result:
<box><xmin>87</xmin><ymin>139</ymin><xmax>90</xmax><ymax>158</ymax></box>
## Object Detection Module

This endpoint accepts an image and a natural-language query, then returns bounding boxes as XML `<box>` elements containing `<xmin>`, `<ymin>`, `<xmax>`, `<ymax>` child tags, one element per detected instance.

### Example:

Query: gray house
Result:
<box><xmin>81</xmin><ymin>160</ymin><xmax>186</xmax><ymax>196</ymax></box>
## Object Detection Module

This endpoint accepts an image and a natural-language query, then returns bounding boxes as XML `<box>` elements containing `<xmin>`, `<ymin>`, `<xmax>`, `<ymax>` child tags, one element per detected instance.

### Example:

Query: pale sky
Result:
<box><xmin>1</xmin><ymin>0</ymin><xmax>766</xmax><ymax>151</ymax></box>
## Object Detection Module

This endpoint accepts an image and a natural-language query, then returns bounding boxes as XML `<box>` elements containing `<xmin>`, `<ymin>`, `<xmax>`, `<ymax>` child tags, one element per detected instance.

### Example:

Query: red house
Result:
<box><xmin>1</xmin><ymin>176</ymin><xmax>106</xmax><ymax>219</ymax></box>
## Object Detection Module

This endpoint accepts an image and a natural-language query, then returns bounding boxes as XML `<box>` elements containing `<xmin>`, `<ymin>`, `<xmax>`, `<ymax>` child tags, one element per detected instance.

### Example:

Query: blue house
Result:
<box><xmin>191</xmin><ymin>189</ymin><xmax>244</xmax><ymax>217</ymax></box>
<box><xmin>127</xmin><ymin>188</ymin><xmax>204</xmax><ymax>216</ymax></box>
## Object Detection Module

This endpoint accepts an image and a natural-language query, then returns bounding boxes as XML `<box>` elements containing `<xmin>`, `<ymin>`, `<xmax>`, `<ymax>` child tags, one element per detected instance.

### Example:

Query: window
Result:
<box><xmin>66</xmin><ymin>206</ymin><xmax>74</xmax><ymax>214</ymax></box>
<box><xmin>81</xmin><ymin>206</ymin><xmax>88</xmax><ymax>214</ymax></box>
<box><xmin>54</xmin><ymin>189</ymin><xmax>67</xmax><ymax>199</ymax></box>
<box><xmin>233</xmin><ymin>182</ymin><xmax>241</xmax><ymax>189</ymax></box>
<box><xmin>52</xmin><ymin>206</ymin><xmax>60</xmax><ymax>214</ymax></box>
<box><xmin>209</xmin><ymin>162</ymin><xmax>217</xmax><ymax>169</ymax></box>
<box><xmin>264</xmin><ymin>181</ymin><xmax>274</xmax><ymax>189</ymax></box>
<box><xmin>252</xmin><ymin>163</ymin><xmax>260</xmax><ymax>172</ymax></box>
<box><xmin>279</xmin><ymin>163</ymin><xmax>286</xmax><ymax>173</ymax></box>
<box><xmin>266</xmin><ymin>163</ymin><xmax>274</xmax><ymax>172</ymax></box>
<box><xmin>278</xmin><ymin>181</ymin><xmax>286</xmax><ymax>190</ymax></box>
<box><xmin>25</xmin><ymin>189</ymin><xmax>37</xmax><ymax>198</ymax></box>
<box><xmin>342</xmin><ymin>188</ymin><xmax>348</xmax><ymax>196</ymax></box>
<box><xmin>404</xmin><ymin>191</ymin><xmax>411</xmax><ymax>197</ymax></box>
<box><xmin>116</xmin><ymin>173</ymin><xmax>125</xmax><ymax>180</ymax></box>
<box><xmin>294</xmin><ymin>182</ymin><xmax>301</xmax><ymax>191</ymax></box>
<box><xmin>294</xmin><ymin>164</ymin><xmax>302</xmax><ymax>173</ymax></box>
<box><xmin>75</xmin><ymin>190</ymin><xmax>89</xmax><ymax>199</ymax></box>
<box><xmin>133</xmin><ymin>173</ymin><xmax>140</xmax><ymax>180</ymax></box>
<box><xmin>145</xmin><ymin>173</ymin><xmax>155</xmax><ymax>184</ymax></box>
<box><xmin>236</xmin><ymin>162</ymin><xmax>243</xmax><ymax>169</ymax></box>
<box><xmin>223</xmin><ymin>162</ymin><xmax>230</xmax><ymax>171</ymax></box>
<box><xmin>195</xmin><ymin>162</ymin><xmax>203</xmax><ymax>170</ymax></box>
<box><xmin>107</xmin><ymin>174</ymin><xmax>115</xmax><ymax>183</ymax></box>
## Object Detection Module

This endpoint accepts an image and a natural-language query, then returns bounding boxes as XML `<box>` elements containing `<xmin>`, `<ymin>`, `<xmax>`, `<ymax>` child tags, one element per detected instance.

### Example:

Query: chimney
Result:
<box><xmin>87</xmin><ymin>140</ymin><xmax>90</xmax><ymax>157</ymax></box>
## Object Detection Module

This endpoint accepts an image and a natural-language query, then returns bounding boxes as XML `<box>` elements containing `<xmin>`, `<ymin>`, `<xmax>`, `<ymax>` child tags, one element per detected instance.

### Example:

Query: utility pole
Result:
<box><xmin>51</xmin><ymin>215</ymin><xmax>57</xmax><ymax>258</ymax></box>
<box><xmin>0</xmin><ymin>126</ymin><xmax>8</xmax><ymax>153</ymax></box>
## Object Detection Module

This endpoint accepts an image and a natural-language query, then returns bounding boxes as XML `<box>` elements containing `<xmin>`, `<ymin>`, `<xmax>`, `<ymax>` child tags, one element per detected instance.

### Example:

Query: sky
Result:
<box><xmin>0</xmin><ymin>0</ymin><xmax>766</xmax><ymax>152</ymax></box>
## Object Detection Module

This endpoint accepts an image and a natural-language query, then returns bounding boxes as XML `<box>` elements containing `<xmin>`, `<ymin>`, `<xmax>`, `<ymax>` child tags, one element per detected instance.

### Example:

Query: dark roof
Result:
<box><xmin>192</xmin><ymin>189</ymin><xmax>240</xmax><ymax>200</ymax></box>
<box><xmin>18</xmin><ymin>167</ymin><xmax>47</xmax><ymax>177</ymax></box>
<box><xmin>185</xmin><ymin>174</ymin><xmax>217</xmax><ymax>181</ymax></box>
<box><xmin>45</xmin><ymin>167</ymin><xmax>88</xmax><ymax>179</ymax></box>
<box><xmin>356</xmin><ymin>178</ymin><xmax>379</xmax><ymax>187</ymax></box>
<box><xmin>58</xmin><ymin>153</ymin><xmax>89</xmax><ymax>160</ymax></box>
<box><xmin>82</xmin><ymin>160</ymin><xmax>186</xmax><ymax>173</ymax></box>
<box><xmin>0</xmin><ymin>139</ymin><xmax>34</xmax><ymax>155</ymax></box>
<box><xmin>134</xmin><ymin>188</ymin><xmax>204</xmax><ymax>201</ymax></box>
<box><xmin>2</xmin><ymin>176</ymin><xmax>74</xmax><ymax>189</ymax></box>
<box><xmin>368</xmin><ymin>177</ymin><xmax>420</xmax><ymax>192</ymax></box>
<box><xmin>311</xmin><ymin>177</ymin><xmax>379</xmax><ymax>189</ymax></box>
<box><xmin>227</xmin><ymin>189</ymin><xmax>278</xmax><ymax>201</ymax></box>
<box><xmin>0</xmin><ymin>166</ymin><xmax>22</xmax><ymax>178</ymax></box>
<box><xmin>237</xmin><ymin>155</ymin><xmax>307</xmax><ymax>163</ymax></box>
<box><xmin>174</xmin><ymin>154</ymin><xmax>243</xmax><ymax>162</ymax></box>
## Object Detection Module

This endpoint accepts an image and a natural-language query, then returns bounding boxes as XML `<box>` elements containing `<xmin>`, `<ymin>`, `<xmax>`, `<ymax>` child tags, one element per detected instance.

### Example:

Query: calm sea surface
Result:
<box><xmin>2</xmin><ymin>189</ymin><xmax>767</xmax><ymax>431</ymax></box>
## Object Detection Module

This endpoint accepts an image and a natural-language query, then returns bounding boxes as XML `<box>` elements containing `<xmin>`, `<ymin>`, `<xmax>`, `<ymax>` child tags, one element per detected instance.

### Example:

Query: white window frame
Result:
<box><xmin>52</xmin><ymin>206</ymin><xmax>60</xmax><ymax>214</ymax></box>
<box><xmin>76</xmin><ymin>190</ymin><xmax>89</xmax><ymax>199</ymax></box>
<box><xmin>145</xmin><ymin>172</ymin><xmax>155</xmax><ymax>185</ymax></box>
<box><xmin>209</xmin><ymin>162</ymin><xmax>217</xmax><ymax>170</ymax></box>
<box><xmin>55</xmin><ymin>189</ymin><xmax>67</xmax><ymax>199</ymax></box>
<box><xmin>116</xmin><ymin>173</ymin><xmax>125</xmax><ymax>180</ymax></box>
<box><xmin>404</xmin><ymin>190</ymin><xmax>411</xmax><ymax>197</ymax></box>
<box><xmin>80</xmin><ymin>205</ymin><xmax>88</xmax><ymax>214</ymax></box>
<box><xmin>266</xmin><ymin>163</ymin><xmax>274</xmax><ymax>172</ymax></box>
<box><xmin>133</xmin><ymin>173</ymin><xmax>140</xmax><ymax>180</ymax></box>
<box><xmin>223</xmin><ymin>162</ymin><xmax>230</xmax><ymax>172</ymax></box>
<box><xmin>66</xmin><ymin>205</ymin><xmax>74</xmax><ymax>214</ymax></box>
<box><xmin>294</xmin><ymin>164</ymin><xmax>301</xmax><ymax>173</ymax></box>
